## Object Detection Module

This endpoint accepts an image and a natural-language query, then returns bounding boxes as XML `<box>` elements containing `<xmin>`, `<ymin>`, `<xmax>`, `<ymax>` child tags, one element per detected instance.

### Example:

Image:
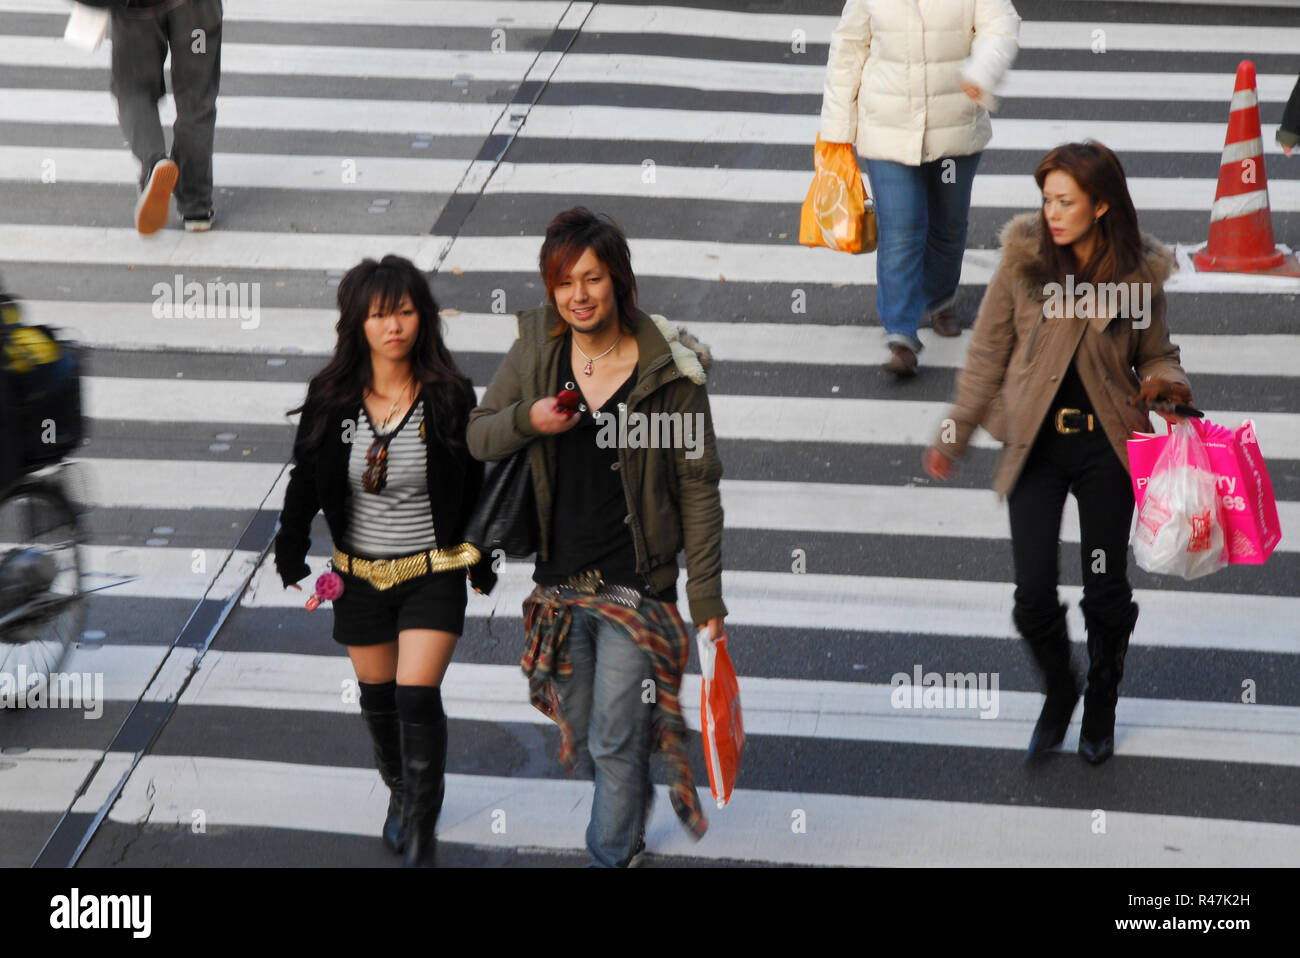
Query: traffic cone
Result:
<box><xmin>1193</xmin><ymin>61</ymin><xmax>1299</xmax><ymax>275</ymax></box>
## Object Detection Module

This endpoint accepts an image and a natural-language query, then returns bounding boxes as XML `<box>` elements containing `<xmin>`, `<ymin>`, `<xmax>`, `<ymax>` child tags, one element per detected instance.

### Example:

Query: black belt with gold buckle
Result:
<box><xmin>550</xmin><ymin>569</ymin><xmax>642</xmax><ymax>609</ymax></box>
<box><xmin>1053</xmin><ymin>407</ymin><xmax>1096</xmax><ymax>435</ymax></box>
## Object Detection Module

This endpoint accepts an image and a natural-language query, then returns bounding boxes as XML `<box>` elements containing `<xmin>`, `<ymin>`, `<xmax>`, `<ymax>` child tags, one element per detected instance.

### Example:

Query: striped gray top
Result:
<box><xmin>344</xmin><ymin>402</ymin><xmax>438</xmax><ymax>557</ymax></box>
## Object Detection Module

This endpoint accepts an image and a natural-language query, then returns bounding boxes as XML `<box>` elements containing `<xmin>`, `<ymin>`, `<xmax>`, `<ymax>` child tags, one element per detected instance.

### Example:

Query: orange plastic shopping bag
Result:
<box><xmin>799</xmin><ymin>135</ymin><xmax>875</xmax><ymax>254</ymax></box>
<box><xmin>697</xmin><ymin>627</ymin><xmax>743</xmax><ymax>808</ymax></box>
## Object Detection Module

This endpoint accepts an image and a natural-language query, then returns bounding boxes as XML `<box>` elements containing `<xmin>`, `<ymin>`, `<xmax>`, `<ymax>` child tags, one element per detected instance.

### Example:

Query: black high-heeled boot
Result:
<box><xmin>1079</xmin><ymin>601</ymin><xmax>1138</xmax><ymax>765</ymax></box>
<box><xmin>400</xmin><ymin>714</ymin><xmax>447</xmax><ymax>868</ymax></box>
<box><xmin>360</xmin><ymin>706</ymin><xmax>406</xmax><ymax>853</ymax></box>
<box><xmin>1016</xmin><ymin>604</ymin><xmax>1081</xmax><ymax>764</ymax></box>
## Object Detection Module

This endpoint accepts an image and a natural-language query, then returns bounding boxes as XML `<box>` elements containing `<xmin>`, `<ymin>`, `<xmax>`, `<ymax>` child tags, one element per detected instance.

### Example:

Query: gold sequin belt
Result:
<box><xmin>332</xmin><ymin>542</ymin><xmax>482</xmax><ymax>591</ymax></box>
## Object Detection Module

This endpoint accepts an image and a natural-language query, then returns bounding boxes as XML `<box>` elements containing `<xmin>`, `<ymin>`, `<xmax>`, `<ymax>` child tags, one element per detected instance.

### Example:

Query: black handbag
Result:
<box><xmin>464</xmin><ymin>447</ymin><xmax>538</xmax><ymax>558</ymax></box>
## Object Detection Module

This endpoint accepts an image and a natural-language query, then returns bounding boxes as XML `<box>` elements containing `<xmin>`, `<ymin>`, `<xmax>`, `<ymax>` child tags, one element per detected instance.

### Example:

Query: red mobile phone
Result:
<box><xmin>556</xmin><ymin>386</ymin><xmax>581</xmax><ymax>414</ymax></box>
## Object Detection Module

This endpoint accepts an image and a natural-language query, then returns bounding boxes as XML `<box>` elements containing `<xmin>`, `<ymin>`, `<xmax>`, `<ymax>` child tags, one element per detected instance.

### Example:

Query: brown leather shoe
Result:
<box><xmin>929</xmin><ymin>306</ymin><xmax>961</xmax><ymax>337</ymax></box>
<box><xmin>882</xmin><ymin>344</ymin><xmax>918</xmax><ymax>377</ymax></box>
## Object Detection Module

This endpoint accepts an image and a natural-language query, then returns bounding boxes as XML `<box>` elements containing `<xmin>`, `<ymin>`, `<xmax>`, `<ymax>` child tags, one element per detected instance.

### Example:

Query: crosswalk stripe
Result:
<box><xmin>579</xmin><ymin>5</ymin><xmax>1300</xmax><ymax>54</ymax></box>
<box><xmin>70</xmin><ymin>457</ymin><xmax>1300</xmax><ymax>555</ymax></box>
<box><xmin>546</xmin><ymin>55</ymin><xmax>1300</xmax><ymax>103</ymax></box>
<box><xmin>168</xmin><ymin>651</ymin><xmax>1300</xmax><ymax>768</ymax></box>
<box><xmin>482</xmin><ymin>163</ymin><xmax>1300</xmax><ymax>213</ymax></box>
<box><xmin>0</xmin><ymin>89</ymin><xmax>503</xmax><ymax>134</ymax></box>
<box><xmin>15</xmin><ymin>645</ymin><xmax>1293</xmax><ymax>768</ymax></box>
<box><xmin>79</xmin><ymin>378</ymin><xmax>1300</xmax><ymax>460</ymax></box>
<box><xmin>0</xmin><ymin>37</ymin><xmax>540</xmax><ymax>81</ymax></box>
<box><xmin>6</xmin><ymin>90</ymin><xmax>1297</xmax><ymax>160</ymax></box>
<box><xmin>0</xmin><ymin>146</ymin><xmax>472</xmax><ymax>193</ymax></box>
<box><xmin>4</xmin><ymin>227</ymin><xmax>1298</xmax><ymax>295</ymax></box>
<box><xmin>0</xmin><ymin>225</ymin><xmax>449</xmax><ymax>271</ymax></box>
<box><xmin>6</xmin><ymin>0</ymin><xmax>571</xmax><ymax>30</ymax></box>
<box><xmin>93</xmin><ymin>755</ymin><xmax>1300</xmax><ymax>866</ymax></box>
<box><xmin>28</xmin><ymin>302</ymin><xmax>1300</xmax><ymax>380</ymax></box>
<box><xmin>239</xmin><ymin>560</ymin><xmax>1300</xmax><ymax>655</ymax></box>
<box><xmin>517</xmin><ymin>109</ymin><xmax>1298</xmax><ymax>156</ymax></box>
<box><xmin>12</xmin><ymin>146</ymin><xmax>1299</xmax><ymax>213</ymax></box>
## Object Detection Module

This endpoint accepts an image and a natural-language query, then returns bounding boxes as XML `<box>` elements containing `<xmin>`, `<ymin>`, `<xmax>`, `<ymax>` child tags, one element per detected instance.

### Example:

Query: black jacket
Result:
<box><xmin>273</xmin><ymin>380</ymin><xmax>497</xmax><ymax>595</ymax></box>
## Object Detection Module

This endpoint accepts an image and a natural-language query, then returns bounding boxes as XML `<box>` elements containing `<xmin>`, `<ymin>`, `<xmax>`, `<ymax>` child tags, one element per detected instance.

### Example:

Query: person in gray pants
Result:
<box><xmin>108</xmin><ymin>0</ymin><xmax>222</xmax><ymax>234</ymax></box>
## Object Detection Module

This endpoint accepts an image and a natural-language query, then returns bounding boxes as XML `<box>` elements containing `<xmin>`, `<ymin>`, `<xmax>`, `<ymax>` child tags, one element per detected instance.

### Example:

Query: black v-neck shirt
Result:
<box><xmin>534</xmin><ymin>345</ymin><xmax>676</xmax><ymax>602</ymax></box>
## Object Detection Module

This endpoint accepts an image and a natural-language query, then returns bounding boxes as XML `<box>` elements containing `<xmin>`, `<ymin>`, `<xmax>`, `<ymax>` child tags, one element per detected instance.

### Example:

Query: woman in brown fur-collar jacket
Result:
<box><xmin>925</xmin><ymin>141</ymin><xmax>1192</xmax><ymax>767</ymax></box>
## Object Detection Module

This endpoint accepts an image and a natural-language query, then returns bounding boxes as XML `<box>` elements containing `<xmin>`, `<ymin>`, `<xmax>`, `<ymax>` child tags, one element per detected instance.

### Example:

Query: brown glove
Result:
<box><xmin>1130</xmin><ymin>377</ymin><xmax>1192</xmax><ymax>409</ymax></box>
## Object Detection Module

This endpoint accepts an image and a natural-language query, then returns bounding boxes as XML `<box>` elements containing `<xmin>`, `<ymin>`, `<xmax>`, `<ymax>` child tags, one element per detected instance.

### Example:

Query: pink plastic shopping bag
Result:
<box><xmin>1129</xmin><ymin>418</ymin><xmax>1281</xmax><ymax>564</ymax></box>
<box><xmin>1131</xmin><ymin>419</ymin><xmax>1229</xmax><ymax>579</ymax></box>
<box><xmin>697</xmin><ymin>627</ymin><xmax>743</xmax><ymax>809</ymax></box>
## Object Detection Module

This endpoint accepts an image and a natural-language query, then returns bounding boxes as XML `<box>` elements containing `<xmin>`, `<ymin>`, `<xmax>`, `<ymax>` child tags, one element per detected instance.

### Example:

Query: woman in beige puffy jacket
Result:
<box><xmin>820</xmin><ymin>0</ymin><xmax>1020</xmax><ymax>375</ymax></box>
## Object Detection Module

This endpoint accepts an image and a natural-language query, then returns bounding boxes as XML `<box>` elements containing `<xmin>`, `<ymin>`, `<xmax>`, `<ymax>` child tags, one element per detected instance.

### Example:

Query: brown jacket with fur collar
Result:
<box><xmin>934</xmin><ymin>212</ymin><xmax>1190</xmax><ymax>498</ymax></box>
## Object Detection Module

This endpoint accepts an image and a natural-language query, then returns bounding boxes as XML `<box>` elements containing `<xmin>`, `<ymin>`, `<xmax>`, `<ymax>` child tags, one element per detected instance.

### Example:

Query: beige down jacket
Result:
<box><xmin>820</xmin><ymin>0</ymin><xmax>1021</xmax><ymax>165</ymax></box>
<box><xmin>934</xmin><ymin>213</ymin><xmax>1191</xmax><ymax>499</ymax></box>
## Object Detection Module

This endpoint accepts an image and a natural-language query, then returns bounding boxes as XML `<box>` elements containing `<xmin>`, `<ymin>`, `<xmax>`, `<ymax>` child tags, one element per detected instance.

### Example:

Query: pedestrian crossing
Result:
<box><xmin>1</xmin><ymin>0</ymin><xmax>1297</xmax><ymax>868</ymax></box>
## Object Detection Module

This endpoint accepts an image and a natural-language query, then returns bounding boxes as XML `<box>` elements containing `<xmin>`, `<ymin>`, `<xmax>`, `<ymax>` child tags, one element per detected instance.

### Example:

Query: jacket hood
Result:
<box><xmin>650</xmin><ymin>314</ymin><xmax>711</xmax><ymax>385</ymax></box>
<box><xmin>998</xmin><ymin>211</ymin><xmax>1176</xmax><ymax>294</ymax></box>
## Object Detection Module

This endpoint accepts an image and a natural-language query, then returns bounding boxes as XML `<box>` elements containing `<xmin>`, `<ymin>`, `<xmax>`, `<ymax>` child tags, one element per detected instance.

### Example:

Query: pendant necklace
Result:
<box><xmin>371</xmin><ymin>375</ymin><xmax>415</xmax><ymax>433</ymax></box>
<box><xmin>574</xmin><ymin>334</ymin><xmax>621</xmax><ymax>376</ymax></box>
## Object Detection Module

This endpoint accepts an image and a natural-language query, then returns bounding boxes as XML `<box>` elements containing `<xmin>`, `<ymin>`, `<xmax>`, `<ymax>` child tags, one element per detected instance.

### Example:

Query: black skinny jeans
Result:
<box><xmin>1008</xmin><ymin>423</ymin><xmax>1135</xmax><ymax>638</ymax></box>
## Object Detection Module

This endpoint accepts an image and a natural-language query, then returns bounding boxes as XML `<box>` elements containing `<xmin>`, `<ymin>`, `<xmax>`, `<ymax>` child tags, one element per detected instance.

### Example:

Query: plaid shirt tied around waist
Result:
<box><xmin>521</xmin><ymin>585</ymin><xmax>707</xmax><ymax>839</ymax></box>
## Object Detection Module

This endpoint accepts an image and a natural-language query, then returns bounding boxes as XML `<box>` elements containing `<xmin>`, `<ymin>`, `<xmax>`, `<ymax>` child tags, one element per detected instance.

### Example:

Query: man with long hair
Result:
<box><xmin>468</xmin><ymin>208</ymin><xmax>725</xmax><ymax>866</ymax></box>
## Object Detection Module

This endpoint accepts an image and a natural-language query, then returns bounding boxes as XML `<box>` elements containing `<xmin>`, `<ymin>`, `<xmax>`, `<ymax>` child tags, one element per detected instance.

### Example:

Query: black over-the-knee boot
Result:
<box><xmin>1015</xmin><ymin>603</ymin><xmax>1081</xmax><ymax>763</ymax></box>
<box><xmin>397</xmin><ymin>685</ymin><xmax>447</xmax><ymax>868</ymax></box>
<box><xmin>1079</xmin><ymin>600</ymin><xmax>1139</xmax><ymax>765</ymax></box>
<box><xmin>358</xmin><ymin>680</ymin><xmax>405</xmax><ymax>853</ymax></box>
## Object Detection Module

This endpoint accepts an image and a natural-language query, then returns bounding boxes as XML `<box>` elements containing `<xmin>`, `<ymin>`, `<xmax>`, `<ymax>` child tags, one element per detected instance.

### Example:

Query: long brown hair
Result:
<box><xmin>538</xmin><ymin>207</ymin><xmax>639</xmax><ymax>337</ymax></box>
<box><xmin>1034</xmin><ymin>141</ymin><xmax>1145</xmax><ymax>285</ymax></box>
<box><xmin>289</xmin><ymin>255</ymin><xmax>471</xmax><ymax>451</ymax></box>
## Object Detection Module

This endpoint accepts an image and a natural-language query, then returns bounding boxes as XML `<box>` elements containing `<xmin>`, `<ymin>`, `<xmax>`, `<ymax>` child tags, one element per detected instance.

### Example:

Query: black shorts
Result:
<box><xmin>331</xmin><ymin>567</ymin><xmax>467</xmax><ymax>646</ymax></box>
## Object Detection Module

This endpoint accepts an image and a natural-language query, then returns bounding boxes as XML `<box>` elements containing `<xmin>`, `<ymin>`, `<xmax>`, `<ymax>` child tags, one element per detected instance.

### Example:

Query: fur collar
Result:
<box><xmin>650</xmin><ymin>313</ymin><xmax>711</xmax><ymax>385</ymax></box>
<box><xmin>998</xmin><ymin>211</ymin><xmax>1176</xmax><ymax>295</ymax></box>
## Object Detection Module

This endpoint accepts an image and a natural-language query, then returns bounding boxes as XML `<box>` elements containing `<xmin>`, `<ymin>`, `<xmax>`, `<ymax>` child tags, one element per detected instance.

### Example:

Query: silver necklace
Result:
<box><xmin>574</xmin><ymin>333</ymin><xmax>621</xmax><ymax>376</ymax></box>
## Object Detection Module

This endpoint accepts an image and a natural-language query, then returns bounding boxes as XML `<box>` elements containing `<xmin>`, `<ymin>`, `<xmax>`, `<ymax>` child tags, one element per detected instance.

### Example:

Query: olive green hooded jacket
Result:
<box><xmin>467</xmin><ymin>305</ymin><xmax>727</xmax><ymax>624</ymax></box>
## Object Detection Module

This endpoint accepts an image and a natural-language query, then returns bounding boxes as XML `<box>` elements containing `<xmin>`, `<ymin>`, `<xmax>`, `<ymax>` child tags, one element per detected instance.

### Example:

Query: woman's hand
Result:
<box><xmin>1131</xmin><ymin>377</ymin><xmax>1192</xmax><ymax>426</ymax></box>
<box><xmin>287</xmin><ymin>583</ymin><xmax>302</xmax><ymax>591</ymax></box>
<box><xmin>705</xmin><ymin>616</ymin><xmax>726</xmax><ymax>642</ymax></box>
<box><xmin>961</xmin><ymin>81</ymin><xmax>983</xmax><ymax>101</ymax></box>
<box><xmin>529</xmin><ymin>397</ymin><xmax>581</xmax><ymax>435</ymax></box>
<box><xmin>923</xmin><ymin>447</ymin><xmax>955</xmax><ymax>481</ymax></box>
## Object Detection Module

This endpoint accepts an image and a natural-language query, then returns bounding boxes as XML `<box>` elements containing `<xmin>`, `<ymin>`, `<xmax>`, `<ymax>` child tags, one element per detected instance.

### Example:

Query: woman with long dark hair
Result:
<box><xmin>925</xmin><ymin>142</ymin><xmax>1192</xmax><ymax>765</ymax></box>
<box><xmin>275</xmin><ymin>255</ymin><xmax>495</xmax><ymax>866</ymax></box>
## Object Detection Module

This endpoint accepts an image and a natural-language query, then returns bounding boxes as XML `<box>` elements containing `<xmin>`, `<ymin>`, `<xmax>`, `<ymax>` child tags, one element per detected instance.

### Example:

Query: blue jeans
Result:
<box><xmin>863</xmin><ymin>152</ymin><xmax>981</xmax><ymax>354</ymax></box>
<box><xmin>559</xmin><ymin>604</ymin><xmax>655</xmax><ymax>868</ymax></box>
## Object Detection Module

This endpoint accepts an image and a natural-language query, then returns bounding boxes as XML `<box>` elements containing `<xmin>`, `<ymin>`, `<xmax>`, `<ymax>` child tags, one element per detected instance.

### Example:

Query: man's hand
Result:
<box><xmin>529</xmin><ymin>397</ymin><xmax>581</xmax><ymax>435</ymax></box>
<box><xmin>704</xmin><ymin>616</ymin><xmax>726</xmax><ymax>642</ymax></box>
